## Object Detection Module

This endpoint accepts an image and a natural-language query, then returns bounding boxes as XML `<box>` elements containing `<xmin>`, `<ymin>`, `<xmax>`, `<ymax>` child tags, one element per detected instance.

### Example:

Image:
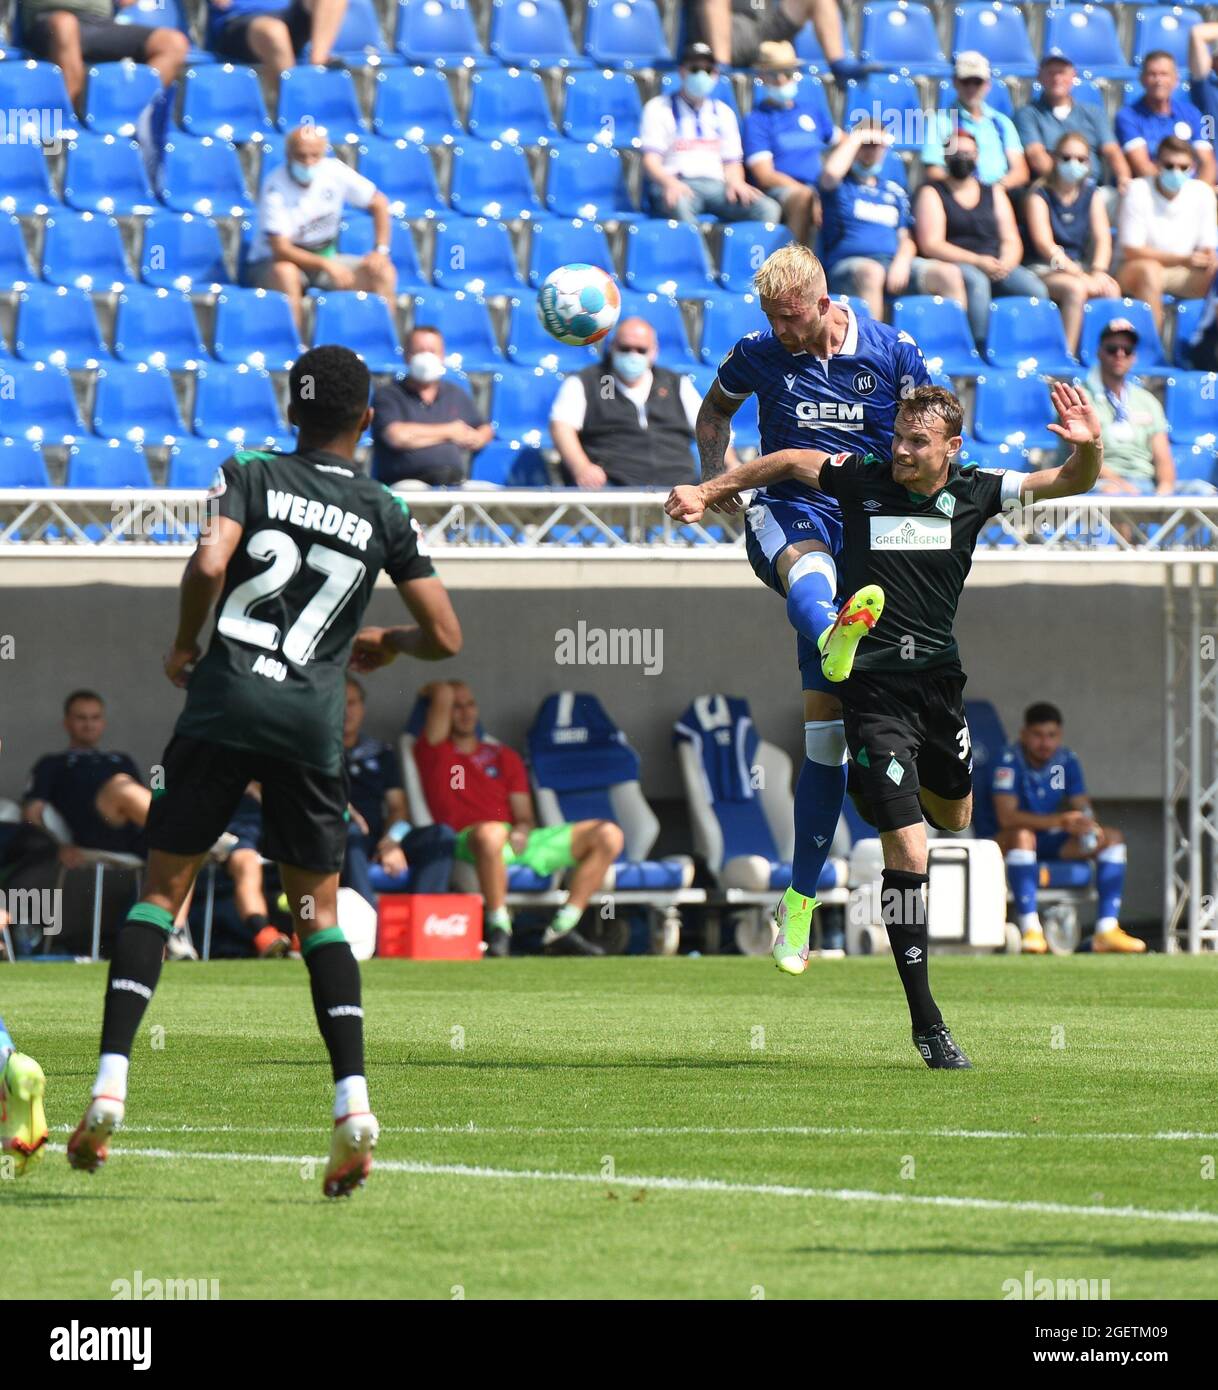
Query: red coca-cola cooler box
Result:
<box><xmin>376</xmin><ymin>894</ymin><xmax>484</xmax><ymax>959</ymax></box>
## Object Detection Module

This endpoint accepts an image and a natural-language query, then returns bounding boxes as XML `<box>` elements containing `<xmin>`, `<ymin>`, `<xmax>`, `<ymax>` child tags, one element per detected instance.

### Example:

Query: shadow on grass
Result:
<box><xmin>791</xmin><ymin>1238</ymin><xmax>1218</xmax><ymax>1261</ymax></box>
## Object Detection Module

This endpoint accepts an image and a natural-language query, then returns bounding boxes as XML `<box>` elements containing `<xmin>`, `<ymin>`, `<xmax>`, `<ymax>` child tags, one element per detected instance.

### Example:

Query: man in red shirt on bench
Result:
<box><xmin>413</xmin><ymin>682</ymin><xmax>623</xmax><ymax>958</ymax></box>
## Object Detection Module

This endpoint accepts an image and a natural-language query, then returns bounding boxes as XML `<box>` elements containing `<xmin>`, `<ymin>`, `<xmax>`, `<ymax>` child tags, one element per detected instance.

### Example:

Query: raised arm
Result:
<box><xmin>1019</xmin><ymin>382</ymin><xmax>1104</xmax><ymax>501</ymax></box>
<box><xmin>665</xmin><ymin>447</ymin><xmax>830</xmax><ymax>523</ymax></box>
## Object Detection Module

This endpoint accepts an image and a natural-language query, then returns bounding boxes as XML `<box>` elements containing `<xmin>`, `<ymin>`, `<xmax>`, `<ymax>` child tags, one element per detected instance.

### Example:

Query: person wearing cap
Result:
<box><xmin>1116</xmin><ymin>135</ymin><xmax>1218</xmax><ymax>333</ymax></box>
<box><xmin>921</xmin><ymin>52</ymin><xmax>1028</xmax><ymax>191</ymax></box>
<box><xmin>1015</xmin><ymin>53</ymin><xmax>1130</xmax><ymax>197</ymax></box>
<box><xmin>690</xmin><ymin>0</ymin><xmax>868</xmax><ymax>85</ymax></box>
<box><xmin>1115</xmin><ymin>51</ymin><xmax>1216</xmax><ymax>186</ymax></box>
<box><xmin>818</xmin><ymin>117</ymin><xmax>966</xmax><ymax>321</ymax></box>
<box><xmin>1188</xmin><ymin>21</ymin><xmax>1218</xmax><ymax>136</ymax></box>
<box><xmin>640</xmin><ymin>42</ymin><xmax>782</xmax><ymax>224</ymax></box>
<box><xmin>742</xmin><ymin>39</ymin><xmax>838</xmax><ymax>244</ymax></box>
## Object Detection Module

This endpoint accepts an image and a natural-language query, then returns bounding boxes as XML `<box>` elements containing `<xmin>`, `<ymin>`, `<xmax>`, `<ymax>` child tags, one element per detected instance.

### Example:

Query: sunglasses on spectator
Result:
<box><xmin>957</xmin><ymin>76</ymin><xmax>986</xmax><ymax>86</ymax></box>
<box><xmin>1161</xmin><ymin>161</ymin><xmax>1193</xmax><ymax>172</ymax></box>
<box><xmin>1057</xmin><ymin>151</ymin><xmax>1088</xmax><ymax>161</ymax></box>
<box><xmin>1101</xmin><ymin>342</ymin><xmax>1135</xmax><ymax>356</ymax></box>
<box><xmin>687</xmin><ymin>64</ymin><xmax>716</xmax><ymax>74</ymax></box>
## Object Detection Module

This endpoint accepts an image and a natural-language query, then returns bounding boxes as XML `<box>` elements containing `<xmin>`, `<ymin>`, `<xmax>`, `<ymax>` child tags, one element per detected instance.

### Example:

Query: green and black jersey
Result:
<box><xmin>175</xmin><ymin>447</ymin><xmax>435</xmax><ymax>775</ymax></box>
<box><xmin>817</xmin><ymin>452</ymin><xmax>1024</xmax><ymax>672</ymax></box>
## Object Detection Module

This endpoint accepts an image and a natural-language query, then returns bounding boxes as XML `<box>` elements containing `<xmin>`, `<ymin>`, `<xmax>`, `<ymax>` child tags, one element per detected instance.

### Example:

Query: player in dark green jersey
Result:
<box><xmin>667</xmin><ymin>382</ymin><xmax>1104</xmax><ymax>1068</ymax></box>
<box><xmin>68</xmin><ymin>346</ymin><xmax>462</xmax><ymax>1196</ymax></box>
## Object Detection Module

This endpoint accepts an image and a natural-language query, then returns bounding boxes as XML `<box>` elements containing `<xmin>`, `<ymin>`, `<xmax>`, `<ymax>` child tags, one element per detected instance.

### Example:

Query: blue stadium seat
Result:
<box><xmin>468</xmin><ymin>440</ymin><xmax>550</xmax><ymax>486</ymax></box>
<box><xmin>112</xmin><ymin>284</ymin><xmax>207</xmax><ymax>370</ymax></box>
<box><xmin>489</xmin><ymin>0</ymin><xmax>590</xmax><ymax>69</ymax></box>
<box><xmin>449</xmin><ymin>142</ymin><xmax>542</xmax><ymax>220</ymax></box>
<box><xmin>793</xmin><ymin>19</ymin><xmax>855</xmax><ymax>71</ymax></box>
<box><xmin>528</xmin><ymin>217</ymin><xmax>613</xmax><ymax>288</ymax></box>
<box><xmin>858</xmin><ymin>3</ymin><xmax>951</xmax><ymax>76</ymax></box>
<box><xmin>951</xmin><ymin>3</ymin><xmax>1038</xmax><ymax>77</ymax></box>
<box><xmin>92</xmin><ymin>362</ymin><xmax>184</xmax><ymax>443</ymax></box>
<box><xmin>624</xmin><ymin>219</ymin><xmax>716</xmax><ymax>297</ymax></box>
<box><xmin>15</xmin><ymin>283</ymin><xmax>106</xmax><ymax>368</ymax></box>
<box><xmin>1173</xmin><ymin>298</ymin><xmax>1205</xmax><ymax>366</ymax></box>
<box><xmin>372</xmin><ymin>66</ymin><xmax>462</xmax><ymax>144</ymax></box>
<box><xmin>357</xmin><ymin>140</ymin><xmax>445</xmax><ymax>218</ymax></box>
<box><xmin>956</xmin><ymin>439</ymin><xmax>1032</xmax><ymax>470</ymax></box>
<box><xmin>84</xmin><ymin>61</ymin><xmax>160</xmax><ymax>138</ymax></box>
<box><xmin>505</xmin><ymin>295</ymin><xmax>600</xmax><ymax>370</ymax></box>
<box><xmin>0</xmin><ymin>439</ymin><xmax>51</xmax><ymax>487</ymax></box>
<box><xmin>966</xmin><ymin>698</ymin><xmax>1008</xmax><ymax>838</ymax></box>
<box><xmin>66</xmin><ymin>439</ymin><xmax>152</xmax><ymax>488</ymax></box>
<box><xmin>180</xmin><ymin>65</ymin><xmax>274</xmax><ymax>143</ymax></box>
<box><xmin>0</xmin><ymin>215</ymin><xmax>32</xmax><ymax>284</ymax></box>
<box><xmin>467</xmin><ymin>67</ymin><xmax>558</xmax><ymax>145</ymax></box>
<box><xmin>891</xmin><ymin>296</ymin><xmax>984</xmax><ymax>376</ymax></box>
<box><xmin>256</xmin><ymin>133</ymin><xmax>286</xmax><ymax>184</ymax></box>
<box><xmin>936</xmin><ymin>76</ymin><xmax>1014</xmax><ymax>118</ymax></box>
<box><xmin>1131</xmin><ymin>7</ymin><xmax>1201</xmax><ymax>69</ymax></box>
<box><xmin>212</xmin><ymin>286</ymin><xmax>302</xmax><ymax>370</ymax></box>
<box><xmin>140</xmin><ymin>212</ymin><xmax>230</xmax><ymax>293</ymax></box>
<box><xmin>338</xmin><ymin>213</ymin><xmax>428</xmax><ymax>289</ymax></box>
<box><xmin>985</xmin><ymin>297</ymin><xmax>1080</xmax><ymax>375</ymax></box>
<box><xmin>0</xmin><ymin>61</ymin><xmax>77</xmax><ymax>141</ymax></box>
<box><xmin>545</xmin><ymin>142</ymin><xmax>637</xmax><ymax>221</ymax></box>
<box><xmin>192</xmin><ymin>363</ymin><xmax>285</xmax><ymax>446</ymax></box>
<box><xmin>718</xmin><ymin>223</ymin><xmax>791</xmax><ymax>295</ymax></box>
<box><xmin>167</xmin><ymin>438</ymin><xmax>227</xmax><ymax>488</ymax></box>
<box><xmin>40</xmin><ymin>210</ymin><xmax>129</xmax><ymax>292</ymax></box>
<box><xmin>0</xmin><ymin>362</ymin><xmax>83</xmax><ymax>441</ymax></box>
<box><xmin>159</xmin><ymin>138</ymin><xmax>251</xmax><ymax>218</ymax></box>
<box><xmin>276</xmin><ymin>66</ymin><xmax>368</xmax><ymax>144</ymax></box>
<box><xmin>433</xmin><ymin>218</ymin><xmax>527</xmax><ymax>297</ymax></box>
<box><xmin>972</xmin><ymin>370</ymin><xmax>1058</xmax><ymax>447</ymax></box>
<box><xmin>62</xmin><ymin>135</ymin><xmax>156</xmax><ymax>215</ymax></box>
<box><xmin>325</xmin><ymin>0</ymin><xmax>401</xmax><ymax>65</ymax></box>
<box><xmin>1172</xmin><ymin>444</ymin><xmax>1218</xmax><ymax>485</ymax></box>
<box><xmin>1164</xmin><ymin>373</ymin><xmax>1218</xmax><ymax>445</ymax></box>
<box><xmin>701</xmin><ymin>292</ymin><xmax>764</xmax><ymax>364</ymax></box>
<box><xmin>583</xmin><ymin>0</ymin><xmax>671</xmax><ymax>69</ymax></box>
<box><xmin>395</xmin><ymin>0</ymin><xmax>490</xmax><ymax>67</ymax></box>
<box><xmin>617</xmin><ymin>289</ymin><xmax>696</xmax><ymax>364</ymax></box>
<box><xmin>1030</xmin><ymin>75</ymin><xmax>1104</xmax><ymax>108</ymax></box>
<box><xmin>0</xmin><ymin>143</ymin><xmax>57</xmax><ymax>215</ymax></box>
<box><xmin>842</xmin><ymin>74</ymin><xmax>924</xmax><ymax>150</ymax></box>
<box><xmin>488</xmin><ymin>368</ymin><xmax>561</xmax><ymax>445</ymax></box>
<box><xmin>834</xmin><ymin>294</ymin><xmax>875</xmax><ymax>319</ymax></box>
<box><xmin>1042</xmin><ymin>5</ymin><xmax>1137</xmax><ymax>80</ymax></box>
<box><xmin>560</xmin><ymin>68</ymin><xmax>643</xmax><ymax>149</ymax></box>
<box><xmin>408</xmin><ymin>289</ymin><xmax>504</xmax><ymax>371</ymax></box>
<box><xmin>311</xmin><ymin>292</ymin><xmax>404</xmax><ymax>372</ymax></box>
<box><xmin>1079</xmin><ymin>298</ymin><xmax>1165</xmax><ymax>368</ymax></box>
<box><xmin>657</xmin><ymin>69</ymin><xmax>741</xmax><ymax>117</ymax></box>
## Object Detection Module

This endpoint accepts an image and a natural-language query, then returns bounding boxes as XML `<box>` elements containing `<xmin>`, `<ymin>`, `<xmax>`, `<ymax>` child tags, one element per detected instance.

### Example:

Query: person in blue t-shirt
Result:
<box><xmin>1114</xmin><ymin>50</ymin><xmax>1216</xmax><ymax>185</ymax></box>
<box><xmin>206</xmin><ymin>0</ymin><xmax>346</xmax><ymax>70</ymax></box>
<box><xmin>818</xmin><ymin>118</ymin><xmax>965</xmax><ymax>321</ymax></box>
<box><xmin>991</xmin><ymin>701</ymin><xmax>1144</xmax><ymax>955</ymax></box>
<box><xmin>921</xmin><ymin>51</ymin><xmax>1028</xmax><ymax>191</ymax></box>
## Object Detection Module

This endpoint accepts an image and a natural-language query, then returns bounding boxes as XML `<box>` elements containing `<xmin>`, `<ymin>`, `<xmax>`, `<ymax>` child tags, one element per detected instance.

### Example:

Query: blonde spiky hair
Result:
<box><xmin>752</xmin><ymin>243</ymin><xmax>826</xmax><ymax>302</ymax></box>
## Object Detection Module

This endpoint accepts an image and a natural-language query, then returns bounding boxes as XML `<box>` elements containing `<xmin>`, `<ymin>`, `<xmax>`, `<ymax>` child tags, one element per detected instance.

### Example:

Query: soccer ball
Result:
<box><xmin>537</xmin><ymin>263</ymin><xmax>621</xmax><ymax>346</ymax></box>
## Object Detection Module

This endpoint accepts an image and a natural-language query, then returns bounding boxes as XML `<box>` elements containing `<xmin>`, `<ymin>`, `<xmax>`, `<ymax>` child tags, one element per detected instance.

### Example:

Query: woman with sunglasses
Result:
<box><xmin>1025</xmin><ymin>132</ymin><xmax>1120</xmax><ymax>355</ymax></box>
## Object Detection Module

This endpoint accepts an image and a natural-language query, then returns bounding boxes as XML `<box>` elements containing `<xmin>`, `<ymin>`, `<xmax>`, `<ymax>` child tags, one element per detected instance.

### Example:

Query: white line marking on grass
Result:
<box><xmin>43</xmin><ymin>1144</ymin><xmax>1218</xmax><ymax>1227</ymax></box>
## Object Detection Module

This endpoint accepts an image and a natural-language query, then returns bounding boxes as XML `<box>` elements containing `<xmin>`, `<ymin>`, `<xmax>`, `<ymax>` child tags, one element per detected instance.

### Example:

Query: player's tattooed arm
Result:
<box><xmin>695</xmin><ymin>380</ymin><xmax>742</xmax><ymax>484</ymax></box>
<box><xmin>665</xmin><ymin>448</ymin><xmax>829</xmax><ymax>524</ymax></box>
<box><xmin>1020</xmin><ymin>382</ymin><xmax>1104</xmax><ymax>501</ymax></box>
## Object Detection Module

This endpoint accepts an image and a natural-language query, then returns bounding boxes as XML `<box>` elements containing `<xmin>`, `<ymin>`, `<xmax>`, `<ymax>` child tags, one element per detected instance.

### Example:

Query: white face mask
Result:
<box><xmin>409</xmin><ymin>351</ymin><xmax>446</xmax><ymax>384</ymax></box>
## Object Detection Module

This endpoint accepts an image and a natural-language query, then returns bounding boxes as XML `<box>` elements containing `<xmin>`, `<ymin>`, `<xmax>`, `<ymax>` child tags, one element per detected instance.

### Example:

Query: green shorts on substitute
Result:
<box><xmin>454</xmin><ymin>823</ymin><xmax>576</xmax><ymax>877</ymax></box>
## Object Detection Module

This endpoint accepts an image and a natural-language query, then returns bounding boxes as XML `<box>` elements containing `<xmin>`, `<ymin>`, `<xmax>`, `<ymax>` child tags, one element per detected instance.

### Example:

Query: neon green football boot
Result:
<box><xmin>772</xmin><ymin>887</ymin><xmax>818</xmax><ymax>976</ymax></box>
<box><xmin>819</xmin><ymin>585</ymin><xmax>885</xmax><ymax>683</ymax></box>
<box><xmin>1</xmin><ymin>1052</ymin><xmax>48</xmax><ymax>1176</ymax></box>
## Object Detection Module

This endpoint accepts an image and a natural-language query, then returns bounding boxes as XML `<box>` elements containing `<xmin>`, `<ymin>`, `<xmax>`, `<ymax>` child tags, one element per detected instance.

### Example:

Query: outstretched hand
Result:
<box><xmin>1046</xmin><ymin>382</ymin><xmax>1102</xmax><ymax>445</ymax></box>
<box><xmin>349</xmin><ymin>627</ymin><xmax>397</xmax><ymax>673</ymax></box>
<box><xmin>665</xmin><ymin>484</ymin><xmax>707</xmax><ymax>524</ymax></box>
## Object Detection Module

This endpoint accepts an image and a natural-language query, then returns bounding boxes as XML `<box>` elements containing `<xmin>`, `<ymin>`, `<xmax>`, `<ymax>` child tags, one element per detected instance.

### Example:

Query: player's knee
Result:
<box><xmin>46</xmin><ymin>11</ymin><xmax>80</xmax><ymax>45</ymax></box>
<box><xmin>1004</xmin><ymin>827</ymin><xmax>1036</xmax><ymax>851</ymax></box>
<box><xmin>593</xmin><ymin>820</ymin><xmax>624</xmax><ymax>856</ymax></box>
<box><xmin>804</xmin><ymin>719</ymin><xmax>847</xmax><ymax>766</ymax></box>
<box><xmin>469</xmin><ymin>821</ymin><xmax>507</xmax><ymax>854</ymax></box>
<box><xmin>932</xmin><ymin>799</ymin><xmax>971</xmax><ymax>833</ymax></box>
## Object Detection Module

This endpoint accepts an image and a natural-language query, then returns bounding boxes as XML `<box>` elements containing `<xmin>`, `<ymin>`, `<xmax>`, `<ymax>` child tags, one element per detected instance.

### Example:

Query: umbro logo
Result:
<box><xmin>783</xmin><ymin>374</ymin><xmax>797</xmax><ymax>392</ymax></box>
<box><xmin>813</xmin><ymin>835</ymin><xmax>828</xmax><ymax>847</ymax></box>
<box><xmin>917</xmin><ymin>1042</ymin><xmax>933</xmax><ymax>1059</ymax></box>
<box><xmin>863</xmin><ymin>499</ymin><xmax>882</xmax><ymax>511</ymax></box>
<box><xmin>904</xmin><ymin>946</ymin><xmax>923</xmax><ymax>964</ymax></box>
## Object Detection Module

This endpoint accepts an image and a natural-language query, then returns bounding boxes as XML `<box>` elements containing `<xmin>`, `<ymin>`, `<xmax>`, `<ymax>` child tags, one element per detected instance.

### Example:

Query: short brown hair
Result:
<box><xmin>896</xmin><ymin>385</ymin><xmax>964</xmax><ymax>440</ymax></box>
<box><xmin>1156</xmin><ymin>134</ymin><xmax>1196</xmax><ymax>165</ymax></box>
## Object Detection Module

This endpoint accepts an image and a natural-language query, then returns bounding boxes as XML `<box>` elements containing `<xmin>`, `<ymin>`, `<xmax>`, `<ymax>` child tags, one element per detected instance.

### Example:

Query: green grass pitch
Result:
<box><xmin>3</xmin><ymin>955</ymin><xmax>1217</xmax><ymax>1301</ymax></box>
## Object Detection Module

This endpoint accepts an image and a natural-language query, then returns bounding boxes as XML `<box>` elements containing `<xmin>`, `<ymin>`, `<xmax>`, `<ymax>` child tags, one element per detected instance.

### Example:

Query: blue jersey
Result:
<box><xmin>715</xmin><ymin>307</ymin><xmax>933</xmax><ymax>507</ymax></box>
<box><xmin>991</xmin><ymin>744</ymin><xmax>1086</xmax><ymax>816</ymax></box>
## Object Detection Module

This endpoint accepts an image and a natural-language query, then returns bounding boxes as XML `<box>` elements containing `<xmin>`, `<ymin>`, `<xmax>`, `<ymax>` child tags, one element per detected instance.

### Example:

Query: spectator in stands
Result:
<box><xmin>205</xmin><ymin>0</ymin><xmax>346</xmax><ymax>69</ymax></box>
<box><xmin>818</xmin><ymin>117</ymin><xmax>965</xmax><ymax>322</ymax></box>
<box><xmin>1117</xmin><ymin>136</ymin><xmax>1218</xmax><ymax>333</ymax></box>
<box><xmin>1183</xmin><ymin>267</ymin><xmax>1218</xmax><ymax>370</ymax></box>
<box><xmin>691</xmin><ymin>0</ymin><xmax>866</xmax><ymax>84</ymax></box>
<box><xmin>914</xmin><ymin>129</ymin><xmax>1046</xmax><ymax>347</ymax></box>
<box><xmin>1115</xmin><ymin>52</ymin><xmax>1216</xmax><ymax>186</ymax></box>
<box><xmin>342</xmin><ymin>677</ymin><xmax>455</xmax><ymax>908</ymax></box>
<box><xmin>641</xmin><ymin>42</ymin><xmax>782</xmax><ymax>225</ymax></box>
<box><xmin>372</xmin><ymin>326</ymin><xmax>493</xmax><ymax>488</ymax></box>
<box><xmin>217</xmin><ymin>784</ymin><xmax>293</xmax><ymax>959</ymax></box>
<box><xmin>1024</xmin><ymin>132</ymin><xmax>1120</xmax><ymax>356</ymax></box>
<box><xmin>1015</xmin><ymin>53</ymin><xmax>1130</xmax><ymax>198</ymax></box>
<box><xmin>1188</xmin><ymin>21</ymin><xmax>1218</xmax><ymax>134</ymax></box>
<box><xmin>742</xmin><ymin>40</ymin><xmax>837</xmax><ymax>244</ymax></box>
<box><xmin>20</xmin><ymin>0</ymin><xmax>188</xmax><ymax>111</ymax></box>
<box><xmin>992</xmin><ymin>701</ymin><xmax>1143</xmax><ymax>954</ymax></box>
<box><xmin>921</xmin><ymin>52</ymin><xmax>1028</xmax><ymax>191</ymax></box>
<box><xmin>413</xmin><ymin>681</ymin><xmax>624</xmax><ymax>958</ymax></box>
<box><xmin>243</xmin><ymin>126</ymin><xmax>396</xmax><ymax>332</ymax></box>
<box><xmin>549</xmin><ymin>317</ymin><xmax>710</xmax><ymax>489</ymax></box>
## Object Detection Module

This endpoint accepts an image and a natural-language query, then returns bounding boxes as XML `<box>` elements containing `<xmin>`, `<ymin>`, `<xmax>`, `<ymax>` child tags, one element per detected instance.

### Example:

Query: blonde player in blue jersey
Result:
<box><xmin>691</xmin><ymin>243</ymin><xmax>932</xmax><ymax>974</ymax></box>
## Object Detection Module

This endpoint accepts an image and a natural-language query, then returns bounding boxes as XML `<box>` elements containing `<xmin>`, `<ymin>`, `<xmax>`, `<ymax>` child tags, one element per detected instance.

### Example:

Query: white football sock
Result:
<box><xmin>335</xmin><ymin>1074</ymin><xmax>370</xmax><ymax>1121</ymax></box>
<box><xmin>93</xmin><ymin>1053</ymin><xmax>129</xmax><ymax>1102</ymax></box>
<box><xmin>1018</xmin><ymin>912</ymin><xmax>1042</xmax><ymax>934</ymax></box>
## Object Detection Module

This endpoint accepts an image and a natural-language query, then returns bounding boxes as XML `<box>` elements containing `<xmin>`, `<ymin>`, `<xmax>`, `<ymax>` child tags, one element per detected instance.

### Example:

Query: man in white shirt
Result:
<box><xmin>641</xmin><ymin>41</ymin><xmax>782</xmax><ymax>224</ymax></box>
<box><xmin>1117</xmin><ymin>134</ymin><xmax>1218</xmax><ymax>331</ymax></box>
<box><xmin>244</xmin><ymin>125</ymin><xmax>397</xmax><ymax>329</ymax></box>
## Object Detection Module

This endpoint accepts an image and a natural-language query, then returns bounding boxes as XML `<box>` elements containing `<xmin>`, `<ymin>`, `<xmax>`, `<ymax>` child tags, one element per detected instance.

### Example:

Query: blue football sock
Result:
<box><xmin>792</xmin><ymin>721</ymin><xmax>847</xmax><ymax>898</ymax></box>
<box><xmin>1095</xmin><ymin>844</ymin><xmax>1126</xmax><ymax>929</ymax></box>
<box><xmin>1004</xmin><ymin>849</ymin><xmax>1040</xmax><ymax>926</ymax></box>
<box><xmin>784</xmin><ymin>551</ymin><xmax>838</xmax><ymax>650</ymax></box>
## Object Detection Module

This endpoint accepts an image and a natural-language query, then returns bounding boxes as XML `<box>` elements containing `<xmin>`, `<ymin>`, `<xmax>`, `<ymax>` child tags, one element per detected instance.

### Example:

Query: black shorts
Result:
<box><xmin>212</xmin><ymin>0</ymin><xmax>311</xmax><ymax>64</ymax></box>
<box><xmin>147</xmin><ymin>736</ymin><xmax>348</xmax><ymax>874</ymax></box>
<box><xmin>842</xmin><ymin>664</ymin><xmax>974</xmax><ymax>815</ymax></box>
<box><xmin>24</xmin><ymin>12</ymin><xmax>160</xmax><ymax>63</ymax></box>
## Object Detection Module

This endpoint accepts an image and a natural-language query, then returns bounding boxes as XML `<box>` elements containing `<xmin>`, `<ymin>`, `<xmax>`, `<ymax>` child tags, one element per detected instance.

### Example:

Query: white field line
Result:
<box><xmin>42</xmin><ymin>1143</ymin><xmax>1218</xmax><ymax>1227</ymax></box>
